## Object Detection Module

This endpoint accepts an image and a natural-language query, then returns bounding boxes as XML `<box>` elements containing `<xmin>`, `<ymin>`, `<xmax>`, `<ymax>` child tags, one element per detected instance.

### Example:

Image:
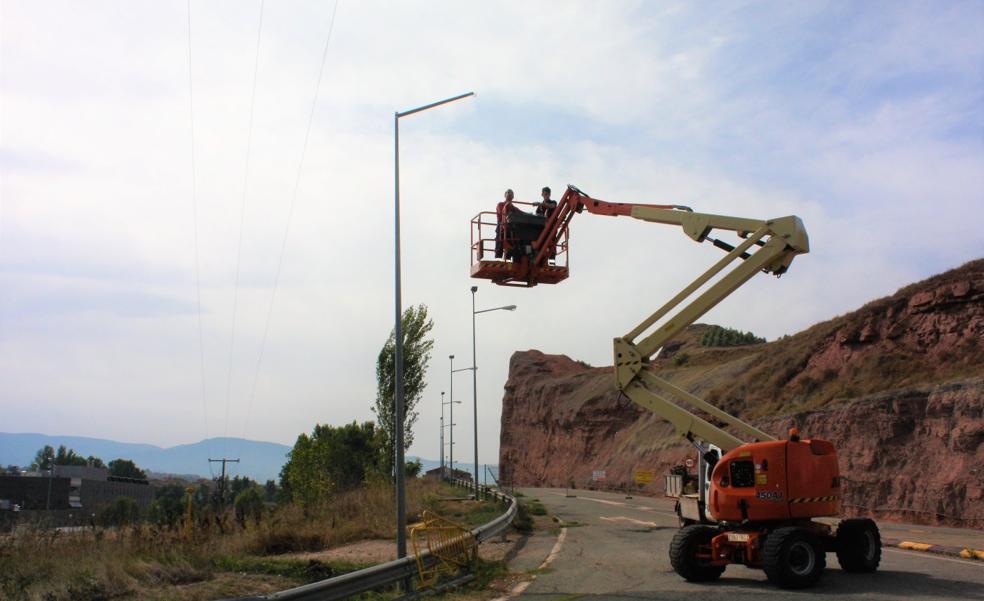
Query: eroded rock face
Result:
<box><xmin>499</xmin><ymin>260</ymin><xmax>984</xmax><ymax>527</ymax></box>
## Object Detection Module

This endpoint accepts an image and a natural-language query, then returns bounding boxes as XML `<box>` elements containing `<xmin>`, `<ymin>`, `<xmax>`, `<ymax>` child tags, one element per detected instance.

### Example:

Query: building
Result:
<box><xmin>0</xmin><ymin>465</ymin><xmax>154</xmax><ymax>527</ymax></box>
<box><xmin>423</xmin><ymin>466</ymin><xmax>472</xmax><ymax>481</ymax></box>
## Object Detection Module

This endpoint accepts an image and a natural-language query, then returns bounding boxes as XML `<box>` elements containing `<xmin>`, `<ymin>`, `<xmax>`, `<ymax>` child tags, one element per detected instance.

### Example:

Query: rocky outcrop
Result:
<box><xmin>499</xmin><ymin>260</ymin><xmax>984</xmax><ymax>527</ymax></box>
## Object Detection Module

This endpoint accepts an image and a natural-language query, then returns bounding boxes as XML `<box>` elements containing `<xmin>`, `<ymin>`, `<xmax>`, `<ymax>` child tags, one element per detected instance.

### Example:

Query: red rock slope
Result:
<box><xmin>499</xmin><ymin>259</ymin><xmax>983</xmax><ymax>527</ymax></box>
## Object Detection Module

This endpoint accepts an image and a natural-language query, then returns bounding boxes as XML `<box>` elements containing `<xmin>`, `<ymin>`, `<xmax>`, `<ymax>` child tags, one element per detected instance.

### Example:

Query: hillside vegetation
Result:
<box><xmin>500</xmin><ymin>259</ymin><xmax>984</xmax><ymax>526</ymax></box>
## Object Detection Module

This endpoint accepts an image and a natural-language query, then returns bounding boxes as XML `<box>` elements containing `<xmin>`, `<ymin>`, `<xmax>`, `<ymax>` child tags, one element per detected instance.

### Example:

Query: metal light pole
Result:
<box><xmin>449</xmin><ymin>354</ymin><xmax>455</xmax><ymax>474</ymax></box>
<box><xmin>470</xmin><ymin>285</ymin><xmax>517</xmax><ymax>499</ymax></box>
<box><xmin>439</xmin><ymin>391</ymin><xmax>445</xmax><ymax>476</ymax></box>
<box><xmin>450</xmin><ymin>354</ymin><xmax>470</xmax><ymax>477</ymax></box>
<box><xmin>394</xmin><ymin>91</ymin><xmax>473</xmax><ymax>562</ymax></box>
<box><xmin>442</xmin><ymin>389</ymin><xmax>459</xmax><ymax>479</ymax></box>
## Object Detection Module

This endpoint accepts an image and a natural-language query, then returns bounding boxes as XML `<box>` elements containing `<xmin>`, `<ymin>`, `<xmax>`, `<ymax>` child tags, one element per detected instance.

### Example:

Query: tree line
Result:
<box><xmin>0</xmin><ymin>444</ymin><xmax>149</xmax><ymax>480</ymax></box>
<box><xmin>698</xmin><ymin>325</ymin><xmax>766</xmax><ymax>347</ymax></box>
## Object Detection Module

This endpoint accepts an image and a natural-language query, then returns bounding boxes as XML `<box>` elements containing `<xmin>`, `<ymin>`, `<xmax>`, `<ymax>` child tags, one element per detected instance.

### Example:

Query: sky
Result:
<box><xmin>1</xmin><ymin>1</ymin><xmax>982</xmax><ymax>478</ymax></box>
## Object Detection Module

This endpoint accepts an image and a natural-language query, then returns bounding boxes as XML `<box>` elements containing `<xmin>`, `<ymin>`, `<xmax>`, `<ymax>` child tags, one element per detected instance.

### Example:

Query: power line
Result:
<box><xmin>238</xmin><ymin>0</ymin><xmax>340</xmax><ymax>458</ymax></box>
<box><xmin>186</xmin><ymin>0</ymin><xmax>213</xmax><ymax>478</ymax></box>
<box><xmin>222</xmin><ymin>0</ymin><xmax>266</xmax><ymax>463</ymax></box>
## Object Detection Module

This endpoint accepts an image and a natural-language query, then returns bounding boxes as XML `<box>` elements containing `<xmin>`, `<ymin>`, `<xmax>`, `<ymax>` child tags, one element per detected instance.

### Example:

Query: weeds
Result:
<box><xmin>0</xmin><ymin>479</ymin><xmax>455</xmax><ymax>600</ymax></box>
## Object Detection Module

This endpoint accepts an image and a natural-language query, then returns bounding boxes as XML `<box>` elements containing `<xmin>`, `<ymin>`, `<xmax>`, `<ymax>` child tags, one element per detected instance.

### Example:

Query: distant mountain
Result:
<box><xmin>0</xmin><ymin>433</ymin><xmax>290</xmax><ymax>482</ymax></box>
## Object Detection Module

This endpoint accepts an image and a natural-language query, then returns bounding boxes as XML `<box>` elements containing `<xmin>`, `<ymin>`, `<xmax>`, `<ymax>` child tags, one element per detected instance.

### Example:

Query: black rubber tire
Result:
<box><xmin>836</xmin><ymin>518</ymin><xmax>882</xmax><ymax>573</ymax></box>
<box><xmin>762</xmin><ymin>527</ymin><xmax>826</xmax><ymax>589</ymax></box>
<box><xmin>669</xmin><ymin>525</ymin><xmax>726</xmax><ymax>582</ymax></box>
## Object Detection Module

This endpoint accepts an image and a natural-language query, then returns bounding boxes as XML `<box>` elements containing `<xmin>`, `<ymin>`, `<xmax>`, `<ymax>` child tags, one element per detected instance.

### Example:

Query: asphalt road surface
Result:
<box><xmin>513</xmin><ymin>487</ymin><xmax>984</xmax><ymax>601</ymax></box>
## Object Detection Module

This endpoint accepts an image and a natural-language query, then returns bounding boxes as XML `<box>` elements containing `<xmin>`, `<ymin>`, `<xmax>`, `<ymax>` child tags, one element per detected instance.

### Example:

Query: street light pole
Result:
<box><xmin>470</xmin><ymin>286</ymin><xmax>517</xmax><ymax>500</ymax></box>
<box><xmin>393</xmin><ymin>91</ymin><xmax>474</xmax><ymax>564</ymax></box>
<box><xmin>471</xmin><ymin>286</ymin><xmax>478</xmax><ymax>499</ymax></box>
<box><xmin>449</xmin><ymin>354</ymin><xmax>455</xmax><ymax>474</ymax></box>
<box><xmin>439</xmin><ymin>391</ymin><xmax>445</xmax><ymax>476</ymax></box>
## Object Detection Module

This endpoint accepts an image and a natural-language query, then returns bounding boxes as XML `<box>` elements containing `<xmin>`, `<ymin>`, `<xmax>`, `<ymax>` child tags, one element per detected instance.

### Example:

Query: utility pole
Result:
<box><xmin>208</xmin><ymin>458</ymin><xmax>240</xmax><ymax>507</ymax></box>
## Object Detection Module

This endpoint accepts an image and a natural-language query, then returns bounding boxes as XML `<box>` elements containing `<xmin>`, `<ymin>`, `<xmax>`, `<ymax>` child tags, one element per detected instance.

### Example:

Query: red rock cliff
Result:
<box><xmin>499</xmin><ymin>259</ymin><xmax>984</xmax><ymax>527</ymax></box>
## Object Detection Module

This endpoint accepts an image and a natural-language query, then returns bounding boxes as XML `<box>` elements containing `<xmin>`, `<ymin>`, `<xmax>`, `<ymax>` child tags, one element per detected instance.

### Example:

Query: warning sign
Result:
<box><xmin>634</xmin><ymin>469</ymin><xmax>656</xmax><ymax>484</ymax></box>
<box><xmin>591</xmin><ymin>470</ymin><xmax>607</xmax><ymax>482</ymax></box>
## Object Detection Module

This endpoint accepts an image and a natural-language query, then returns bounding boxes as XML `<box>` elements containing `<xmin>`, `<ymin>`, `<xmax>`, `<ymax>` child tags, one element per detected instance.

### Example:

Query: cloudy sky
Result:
<box><xmin>1</xmin><ymin>1</ymin><xmax>981</xmax><ymax>474</ymax></box>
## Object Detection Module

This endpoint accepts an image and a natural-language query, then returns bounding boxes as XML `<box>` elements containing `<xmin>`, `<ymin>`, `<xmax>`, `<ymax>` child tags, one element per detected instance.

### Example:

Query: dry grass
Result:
<box><xmin>0</xmin><ymin>478</ymin><xmax>462</xmax><ymax>601</ymax></box>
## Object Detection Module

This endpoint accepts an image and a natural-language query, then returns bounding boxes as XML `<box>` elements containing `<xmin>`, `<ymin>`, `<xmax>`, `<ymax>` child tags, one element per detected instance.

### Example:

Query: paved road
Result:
<box><xmin>513</xmin><ymin>487</ymin><xmax>984</xmax><ymax>601</ymax></box>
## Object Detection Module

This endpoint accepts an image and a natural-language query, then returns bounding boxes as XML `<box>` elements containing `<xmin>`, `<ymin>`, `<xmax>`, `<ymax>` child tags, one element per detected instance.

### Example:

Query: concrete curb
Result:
<box><xmin>884</xmin><ymin>537</ymin><xmax>984</xmax><ymax>560</ymax></box>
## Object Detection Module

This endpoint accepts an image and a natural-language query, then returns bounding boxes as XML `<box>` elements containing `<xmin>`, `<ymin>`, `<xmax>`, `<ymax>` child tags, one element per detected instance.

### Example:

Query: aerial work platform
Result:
<box><xmin>469</xmin><ymin>200</ymin><xmax>570</xmax><ymax>287</ymax></box>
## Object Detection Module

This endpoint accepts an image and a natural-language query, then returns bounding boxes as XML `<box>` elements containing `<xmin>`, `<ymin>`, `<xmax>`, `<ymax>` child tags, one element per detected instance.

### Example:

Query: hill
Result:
<box><xmin>0</xmin><ymin>433</ymin><xmax>291</xmax><ymax>482</ymax></box>
<box><xmin>499</xmin><ymin>259</ymin><xmax>983</xmax><ymax>526</ymax></box>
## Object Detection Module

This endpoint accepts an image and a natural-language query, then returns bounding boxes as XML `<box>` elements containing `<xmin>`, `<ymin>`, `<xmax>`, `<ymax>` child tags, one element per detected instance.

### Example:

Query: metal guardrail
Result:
<box><xmin>227</xmin><ymin>479</ymin><xmax>517</xmax><ymax>601</ymax></box>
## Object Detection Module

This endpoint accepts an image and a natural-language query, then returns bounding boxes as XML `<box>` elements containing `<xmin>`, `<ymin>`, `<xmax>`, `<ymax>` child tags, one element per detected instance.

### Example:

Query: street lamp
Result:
<box><xmin>393</xmin><ymin>91</ymin><xmax>474</xmax><ymax>562</ymax></box>
<box><xmin>471</xmin><ymin>285</ymin><xmax>517</xmax><ymax>499</ymax></box>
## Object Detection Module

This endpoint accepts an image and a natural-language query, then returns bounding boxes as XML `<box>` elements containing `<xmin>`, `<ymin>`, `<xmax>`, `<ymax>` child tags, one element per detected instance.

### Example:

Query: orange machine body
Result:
<box><xmin>708</xmin><ymin>439</ymin><xmax>840</xmax><ymax>523</ymax></box>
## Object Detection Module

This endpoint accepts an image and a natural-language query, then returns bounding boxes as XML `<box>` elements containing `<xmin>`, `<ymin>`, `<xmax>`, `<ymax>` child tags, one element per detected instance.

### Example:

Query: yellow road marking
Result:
<box><xmin>898</xmin><ymin>541</ymin><xmax>933</xmax><ymax>551</ymax></box>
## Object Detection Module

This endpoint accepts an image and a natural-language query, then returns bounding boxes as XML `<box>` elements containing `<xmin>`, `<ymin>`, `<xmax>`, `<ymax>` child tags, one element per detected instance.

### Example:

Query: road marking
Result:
<box><xmin>885</xmin><ymin>547</ymin><xmax>984</xmax><ymax>568</ymax></box>
<box><xmin>573</xmin><ymin>495</ymin><xmax>627</xmax><ymax>507</ymax></box>
<box><xmin>548</xmin><ymin>491</ymin><xmax>628</xmax><ymax>507</ymax></box>
<box><xmin>491</xmin><ymin>519</ymin><xmax>569</xmax><ymax>601</ymax></box>
<box><xmin>540</xmin><ymin>523</ymin><xmax>568</xmax><ymax>568</ymax></box>
<box><xmin>600</xmin><ymin>516</ymin><xmax>661</xmax><ymax>528</ymax></box>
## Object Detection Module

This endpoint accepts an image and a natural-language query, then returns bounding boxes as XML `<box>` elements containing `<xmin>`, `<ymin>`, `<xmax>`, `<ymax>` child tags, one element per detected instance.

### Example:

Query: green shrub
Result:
<box><xmin>234</xmin><ymin>488</ymin><xmax>265</xmax><ymax>527</ymax></box>
<box><xmin>512</xmin><ymin>503</ymin><xmax>533</xmax><ymax>533</ymax></box>
<box><xmin>98</xmin><ymin>496</ymin><xmax>139</xmax><ymax>527</ymax></box>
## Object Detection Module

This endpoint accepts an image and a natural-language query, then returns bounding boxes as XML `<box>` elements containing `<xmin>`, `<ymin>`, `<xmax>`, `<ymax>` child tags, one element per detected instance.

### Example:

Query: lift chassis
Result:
<box><xmin>471</xmin><ymin>185</ymin><xmax>882</xmax><ymax>588</ymax></box>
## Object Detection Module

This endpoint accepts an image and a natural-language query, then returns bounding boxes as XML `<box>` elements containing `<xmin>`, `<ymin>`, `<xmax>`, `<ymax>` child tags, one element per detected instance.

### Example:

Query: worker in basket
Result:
<box><xmin>494</xmin><ymin>188</ymin><xmax>523</xmax><ymax>259</ymax></box>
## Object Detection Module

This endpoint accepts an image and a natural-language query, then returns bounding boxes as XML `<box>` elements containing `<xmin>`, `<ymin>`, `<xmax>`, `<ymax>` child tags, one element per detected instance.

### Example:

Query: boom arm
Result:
<box><xmin>535</xmin><ymin>186</ymin><xmax>809</xmax><ymax>451</ymax></box>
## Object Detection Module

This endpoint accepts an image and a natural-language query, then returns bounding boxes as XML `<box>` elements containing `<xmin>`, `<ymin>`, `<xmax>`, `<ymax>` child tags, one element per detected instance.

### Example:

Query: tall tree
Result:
<box><xmin>279</xmin><ymin>421</ymin><xmax>383</xmax><ymax>506</ymax></box>
<box><xmin>31</xmin><ymin>445</ymin><xmax>55</xmax><ymax>471</ymax></box>
<box><xmin>108</xmin><ymin>458</ymin><xmax>147</xmax><ymax>480</ymax></box>
<box><xmin>372</xmin><ymin>304</ymin><xmax>434</xmax><ymax>476</ymax></box>
<box><xmin>54</xmin><ymin>445</ymin><xmax>88</xmax><ymax>466</ymax></box>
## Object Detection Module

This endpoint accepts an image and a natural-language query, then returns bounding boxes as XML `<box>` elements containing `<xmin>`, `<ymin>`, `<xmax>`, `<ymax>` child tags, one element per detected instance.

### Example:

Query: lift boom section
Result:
<box><xmin>472</xmin><ymin>184</ymin><xmax>809</xmax><ymax>452</ymax></box>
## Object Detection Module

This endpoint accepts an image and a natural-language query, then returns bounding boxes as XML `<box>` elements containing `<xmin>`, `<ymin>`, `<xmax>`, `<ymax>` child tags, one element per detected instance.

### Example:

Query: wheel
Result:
<box><xmin>669</xmin><ymin>525</ymin><xmax>725</xmax><ymax>582</ymax></box>
<box><xmin>836</xmin><ymin>518</ymin><xmax>882</xmax><ymax>572</ymax></box>
<box><xmin>762</xmin><ymin>527</ymin><xmax>826</xmax><ymax>589</ymax></box>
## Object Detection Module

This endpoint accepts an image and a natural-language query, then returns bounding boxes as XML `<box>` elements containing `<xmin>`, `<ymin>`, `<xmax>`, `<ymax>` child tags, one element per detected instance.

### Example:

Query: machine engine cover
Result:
<box><xmin>708</xmin><ymin>439</ymin><xmax>840</xmax><ymax>522</ymax></box>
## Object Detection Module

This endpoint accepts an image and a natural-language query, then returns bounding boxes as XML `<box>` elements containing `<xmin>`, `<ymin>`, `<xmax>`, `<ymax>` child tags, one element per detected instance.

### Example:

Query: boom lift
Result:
<box><xmin>471</xmin><ymin>185</ymin><xmax>881</xmax><ymax>588</ymax></box>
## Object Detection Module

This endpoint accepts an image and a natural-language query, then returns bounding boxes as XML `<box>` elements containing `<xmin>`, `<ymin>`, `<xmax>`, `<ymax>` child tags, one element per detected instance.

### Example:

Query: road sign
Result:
<box><xmin>591</xmin><ymin>470</ymin><xmax>607</xmax><ymax>482</ymax></box>
<box><xmin>685</xmin><ymin>458</ymin><xmax>694</xmax><ymax>468</ymax></box>
<box><xmin>633</xmin><ymin>469</ymin><xmax>656</xmax><ymax>484</ymax></box>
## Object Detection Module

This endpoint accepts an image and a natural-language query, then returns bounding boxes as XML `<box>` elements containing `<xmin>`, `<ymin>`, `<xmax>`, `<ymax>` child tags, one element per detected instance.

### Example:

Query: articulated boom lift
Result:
<box><xmin>470</xmin><ymin>185</ymin><xmax>881</xmax><ymax>589</ymax></box>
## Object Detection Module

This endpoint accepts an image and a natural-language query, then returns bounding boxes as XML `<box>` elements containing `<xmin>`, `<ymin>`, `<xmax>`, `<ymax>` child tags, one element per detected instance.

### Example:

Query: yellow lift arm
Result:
<box><xmin>575</xmin><ymin>187</ymin><xmax>810</xmax><ymax>451</ymax></box>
